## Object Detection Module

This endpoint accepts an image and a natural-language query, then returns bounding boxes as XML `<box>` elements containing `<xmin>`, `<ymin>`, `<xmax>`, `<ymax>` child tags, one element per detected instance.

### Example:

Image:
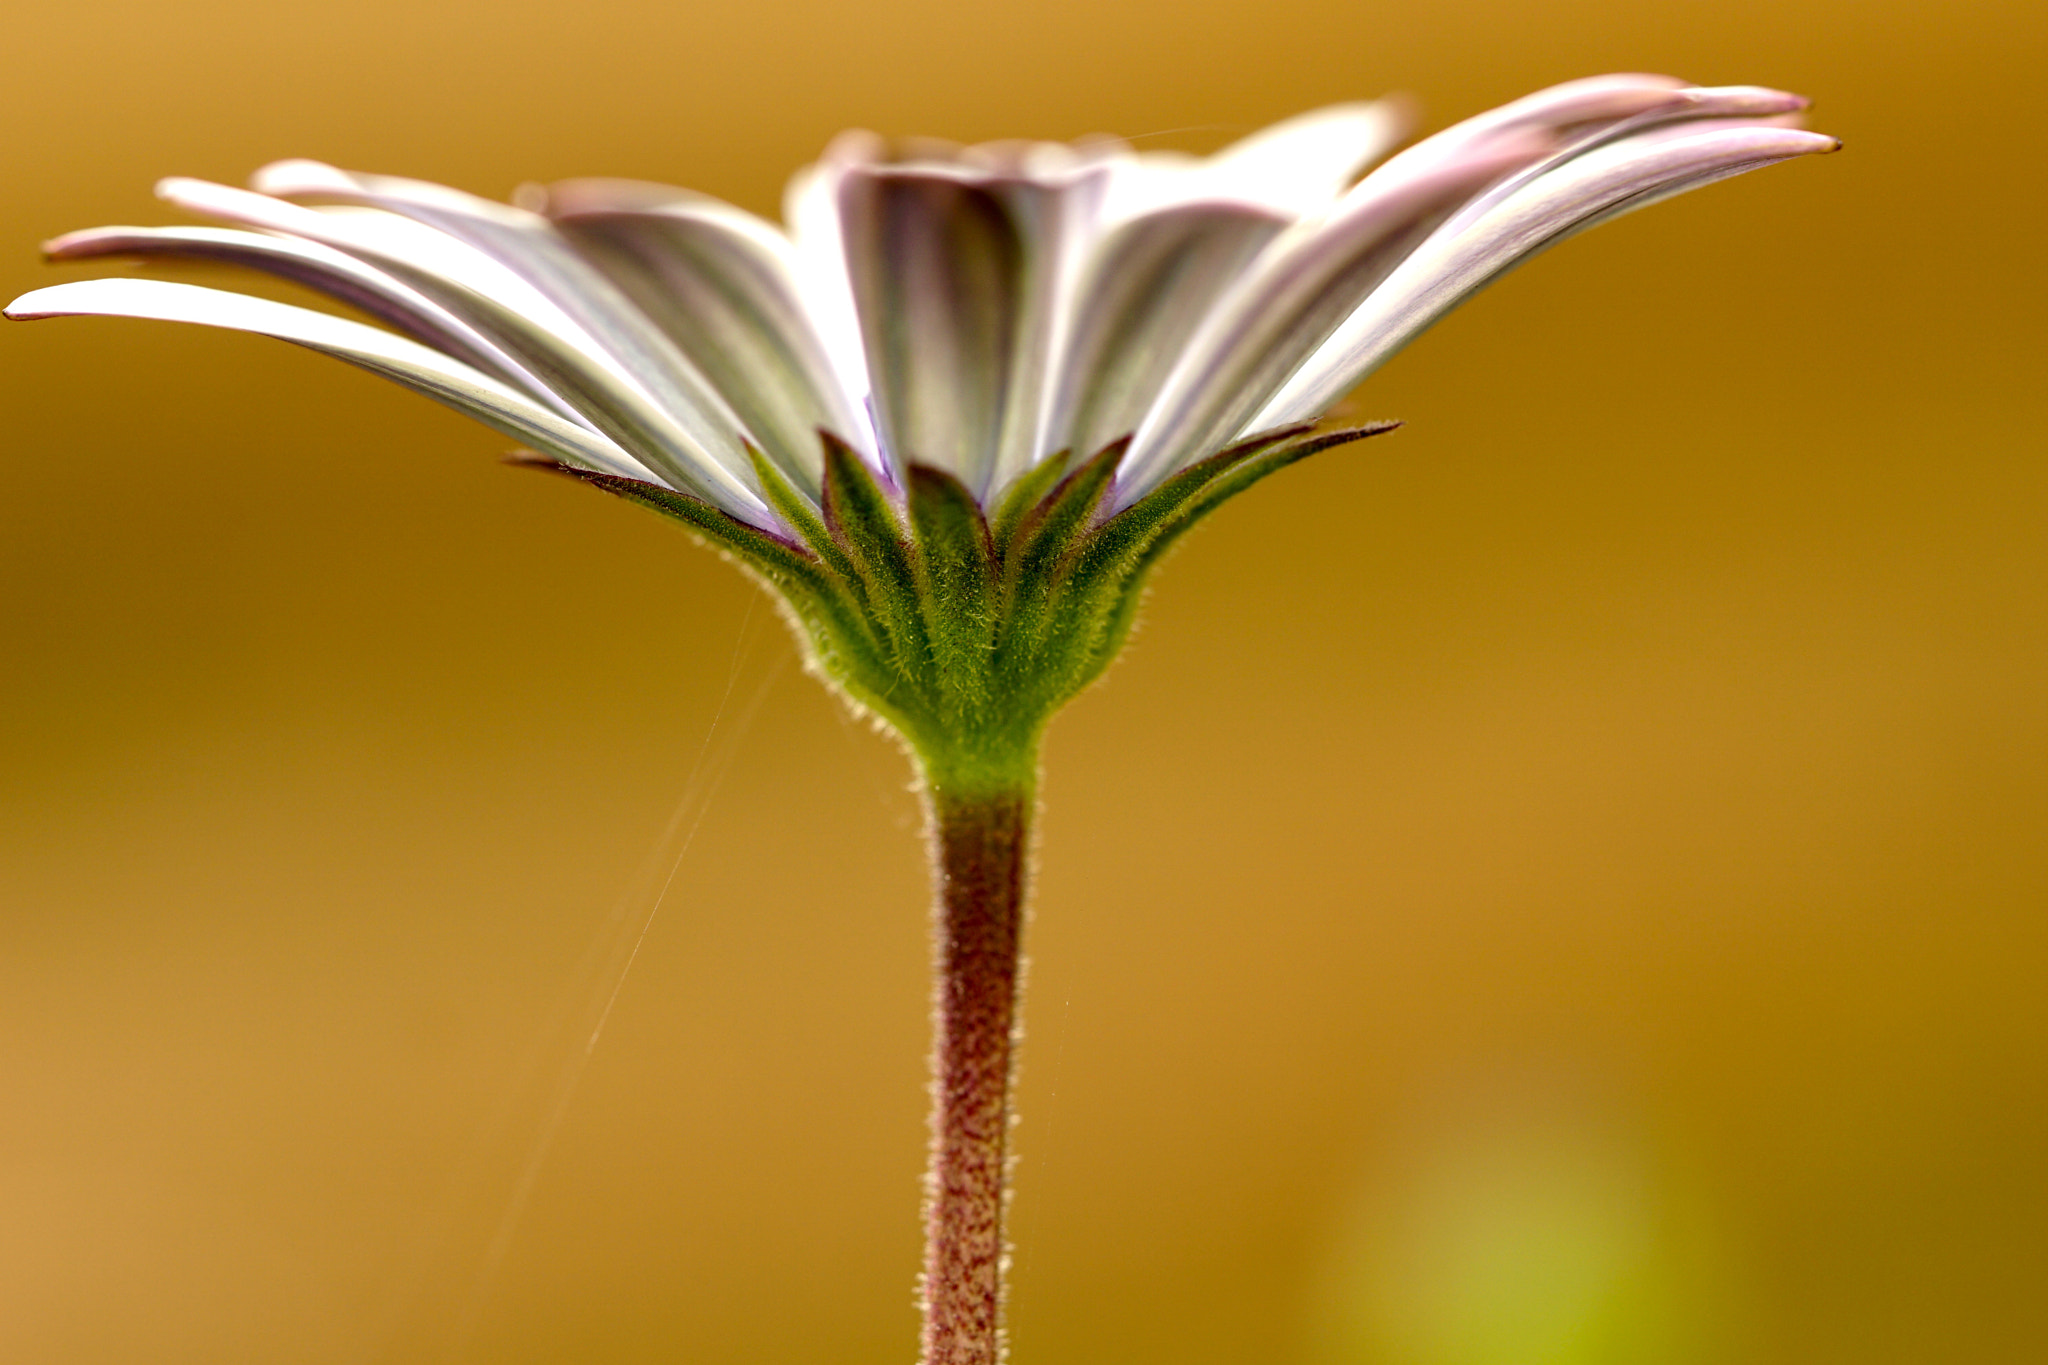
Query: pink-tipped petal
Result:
<box><xmin>43</xmin><ymin>224</ymin><xmax>588</xmax><ymax>424</ymax></box>
<box><xmin>1119</xmin><ymin>133</ymin><xmax>1546</xmax><ymax>497</ymax></box>
<box><xmin>1197</xmin><ymin>100</ymin><xmax>1413</xmax><ymax>216</ymax></box>
<box><xmin>1251</xmin><ymin>123</ymin><xmax>1840</xmax><ymax>429</ymax></box>
<box><xmin>249</xmin><ymin>160</ymin><xmax>767</xmax><ymax>497</ymax></box>
<box><xmin>157</xmin><ymin>177</ymin><xmax>765</xmax><ymax>513</ymax></box>
<box><xmin>3</xmin><ymin>277</ymin><xmax>677</xmax><ymax>489</ymax></box>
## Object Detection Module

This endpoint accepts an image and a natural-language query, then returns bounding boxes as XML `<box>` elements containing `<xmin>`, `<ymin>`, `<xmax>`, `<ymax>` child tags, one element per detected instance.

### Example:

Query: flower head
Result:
<box><xmin>7</xmin><ymin>75</ymin><xmax>1833</xmax><ymax>762</ymax></box>
<box><xmin>6</xmin><ymin>83</ymin><xmax>1838</xmax><ymax>1365</ymax></box>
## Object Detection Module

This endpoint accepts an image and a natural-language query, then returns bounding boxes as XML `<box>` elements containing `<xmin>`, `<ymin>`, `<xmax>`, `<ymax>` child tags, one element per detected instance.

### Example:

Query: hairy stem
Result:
<box><xmin>920</xmin><ymin>772</ymin><xmax>1034</xmax><ymax>1365</ymax></box>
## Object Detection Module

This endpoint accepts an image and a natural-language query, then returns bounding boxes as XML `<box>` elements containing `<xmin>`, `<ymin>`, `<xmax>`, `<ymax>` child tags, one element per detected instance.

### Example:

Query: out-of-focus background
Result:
<box><xmin>0</xmin><ymin>1</ymin><xmax>2040</xmax><ymax>1362</ymax></box>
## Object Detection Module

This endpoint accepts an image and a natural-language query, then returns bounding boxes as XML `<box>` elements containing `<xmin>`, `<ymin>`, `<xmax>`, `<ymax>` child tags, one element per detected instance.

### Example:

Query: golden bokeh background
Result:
<box><xmin>1</xmin><ymin>1</ymin><xmax>2041</xmax><ymax>1361</ymax></box>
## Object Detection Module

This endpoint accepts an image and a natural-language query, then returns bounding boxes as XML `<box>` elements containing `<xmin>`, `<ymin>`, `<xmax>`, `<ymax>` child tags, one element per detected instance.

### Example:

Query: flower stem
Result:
<box><xmin>919</xmin><ymin>766</ymin><xmax>1035</xmax><ymax>1365</ymax></box>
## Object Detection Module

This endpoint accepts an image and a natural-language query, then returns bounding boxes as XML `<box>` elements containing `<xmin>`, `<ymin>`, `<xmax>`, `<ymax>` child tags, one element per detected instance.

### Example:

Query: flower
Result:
<box><xmin>10</xmin><ymin>74</ymin><xmax>1831</xmax><ymax>513</ymax></box>
<box><xmin>6</xmin><ymin>74</ymin><xmax>1835</xmax><ymax>1365</ymax></box>
<box><xmin>4</xmin><ymin>73</ymin><xmax>1833</xmax><ymax>759</ymax></box>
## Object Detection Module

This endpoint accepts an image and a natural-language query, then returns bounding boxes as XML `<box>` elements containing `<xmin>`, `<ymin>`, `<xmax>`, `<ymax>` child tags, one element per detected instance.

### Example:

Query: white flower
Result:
<box><xmin>7</xmin><ymin>74</ymin><xmax>1834</xmax><ymax>538</ymax></box>
<box><xmin>4</xmin><ymin>84</ymin><xmax>1841</xmax><ymax>1365</ymax></box>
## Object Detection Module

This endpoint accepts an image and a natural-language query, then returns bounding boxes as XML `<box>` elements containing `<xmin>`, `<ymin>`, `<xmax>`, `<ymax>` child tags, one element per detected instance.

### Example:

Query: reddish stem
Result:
<box><xmin>920</xmin><ymin>782</ymin><xmax>1031</xmax><ymax>1365</ymax></box>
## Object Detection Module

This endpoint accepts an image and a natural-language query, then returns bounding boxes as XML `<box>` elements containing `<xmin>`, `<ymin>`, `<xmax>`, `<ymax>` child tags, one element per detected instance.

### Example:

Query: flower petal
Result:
<box><xmin>42</xmin><ymin>224</ymin><xmax>590</xmax><ymax>425</ymax></box>
<box><xmin>1117</xmin><ymin>137</ymin><xmax>1543</xmax><ymax>498</ymax></box>
<box><xmin>156</xmin><ymin>177</ymin><xmax>764</xmax><ymax>513</ymax></box>
<box><xmin>1249</xmin><ymin>122</ymin><xmax>1840</xmax><ymax>429</ymax></box>
<box><xmin>1114</xmin><ymin>75</ymin><xmax>1828</xmax><ymax>497</ymax></box>
<box><xmin>544</xmin><ymin>178</ymin><xmax>868</xmax><ymax>496</ymax></box>
<box><xmin>2</xmin><ymin>277</ymin><xmax>674</xmax><ymax>487</ymax></box>
<box><xmin>1196</xmin><ymin>100</ymin><xmax>1412</xmax><ymax>216</ymax></box>
<box><xmin>783</xmin><ymin>148</ymin><xmax>881</xmax><ymax>462</ymax></box>
<box><xmin>1040</xmin><ymin>199</ymin><xmax>1289</xmax><ymax>462</ymax></box>
<box><xmin>836</xmin><ymin>166</ymin><xmax>1037</xmax><ymax>496</ymax></box>
<box><xmin>247</xmin><ymin>161</ymin><xmax>767</xmax><ymax>496</ymax></box>
<box><xmin>1365</xmin><ymin>73</ymin><xmax>1699</xmax><ymax>187</ymax></box>
<box><xmin>1434</xmin><ymin>84</ymin><xmax>1814</xmax><ymax>232</ymax></box>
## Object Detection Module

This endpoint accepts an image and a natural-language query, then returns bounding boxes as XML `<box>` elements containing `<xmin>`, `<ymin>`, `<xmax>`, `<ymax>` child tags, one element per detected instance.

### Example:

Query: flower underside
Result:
<box><xmin>536</xmin><ymin>420</ymin><xmax>1393</xmax><ymax>776</ymax></box>
<box><xmin>8</xmin><ymin>75</ymin><xmax>1834</xmax><ymax>546</ymax></box>
<box><xmin>4</xmin><ymin>74</ymin><xmax>1833</xmax><ymax>766</ymax></box>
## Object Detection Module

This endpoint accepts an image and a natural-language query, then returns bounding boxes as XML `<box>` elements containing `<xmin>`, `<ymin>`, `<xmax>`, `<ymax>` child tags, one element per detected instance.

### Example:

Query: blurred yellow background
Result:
<box><xmin>0</xmin><ymin>0</ymin><xmax>2041</xmax><ymax>1362</ymax></box>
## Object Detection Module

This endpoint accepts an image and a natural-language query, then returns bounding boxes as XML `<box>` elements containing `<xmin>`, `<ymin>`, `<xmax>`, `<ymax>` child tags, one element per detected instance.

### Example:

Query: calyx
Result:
<box><xmin>528</xmin><ymin>420</ymin><xmax>1396</xmax><ymax>781</ymax></box>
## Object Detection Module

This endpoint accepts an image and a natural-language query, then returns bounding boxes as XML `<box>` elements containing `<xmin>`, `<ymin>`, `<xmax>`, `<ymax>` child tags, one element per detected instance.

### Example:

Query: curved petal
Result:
<box><xmin>1040</xmin><ymin>199</ymin><xmax>1289</xmax><ymax>461</ymax></box>
<box><xmin>1436</xmin><ymin>84</ymin><xmax>1814</xmax><ymax>233</ymax></box>
<box><xmin>1035</xmin><ymin>105</ymin><xmax>1409</xmax><ymax>465</ymax></box>
<box><xmin>1364</xmin><ymin>73</ymin><xmax>1698</xmax><ymax>187</ymax></box>
<box><xmin>835</xmin><ymin>164</ymin><xmax>1101</xmax><ymax>496</ymax></box>
<box><xmin>1197</xmin><ymin>100</ymin><xmax>1412</xmax><ymax>216</ymax></box>
<box><xmin>1248</xmin><ymin>123</ymin><xmax>1841</xmax><ymax>430</ymax></box>
<box><xmin>42</xmin><ymin>224</ymin><xmax>592</xmax><ymax>426</ymax></box>
<box><xmin>837</xmin><ymin>167</ymin><xmax>1024</xmax><ymax>493</ymax></box>
<box><xmin>545</xmin><ymin>178</ymin><xmax>869</xmax><ymax>495</ymax></box>
<box><xmin>824</xmin><ymin>132</ymin><xmax>1119</xmax><ymax>496</ymax></box>
<box><xmin>2</xmin><ymin>278</ymin><xmax>687</xmax><ymax>492</ymax></box>
<box><xmin>783</xmin><ymin>147</ymin><xmax>881</xmax><ymax>463</ymax></box>
<box><xmin>247</xmin><ymin>161</ymin><xmax>765</xmax><ymax>494</ymax></box>
<box><xmin>1118</xmin><ymin>136</ymin><xmax>1544</xmax><ymax>498</ymax></box>
<box><xmin>156</xmin><ymin>177</ymin><xmax>763</xmax><ymax>512</ymax></box>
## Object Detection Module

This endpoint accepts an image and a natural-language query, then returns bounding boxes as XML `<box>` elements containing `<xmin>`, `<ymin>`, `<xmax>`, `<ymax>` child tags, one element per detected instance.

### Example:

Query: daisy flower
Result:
<box><xmin>7</xmin><ymin>73</ymin><xmax>1833</xmax><ymax>1365</ymax></box>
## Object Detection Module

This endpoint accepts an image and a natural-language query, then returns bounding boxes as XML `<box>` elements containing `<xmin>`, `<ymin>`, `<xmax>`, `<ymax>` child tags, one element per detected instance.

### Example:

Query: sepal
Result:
<box><xmin>508</xmin><ymin>454</ymin><xmax>823</xmax><ymax>588</ymax></box>
<box><xmin>822</xmin><ymin>433</ymin><xmax>931</xmax><ymax>681</ymax></box>
<box><xmin>1052</xmin><ymin>422</ymin><xmax>1400</xmax><ymax>696</ymax></box>
<box><xmin>987</xmin><ymin>447</ymin><xmax>1071</xmax><ymax>553</ymax></box>
<box><xmin>1077</xmin><ymin>422</ymin><xmax>1399</xmax><ymax>600</ymax></box>
<box><xmin>526</xmin><ymin>421</ymin><xmax>1397</xmax><ymax>766</ymax></box>
<box><xmin>999</xmin><ymin>437</ymin><xmax>1127</xmax><ymax>661</ymax></box>
<box><xmin>907</xmin><ymin>464</ymin><xmax>998</xmax><ymax>706</ymax></box>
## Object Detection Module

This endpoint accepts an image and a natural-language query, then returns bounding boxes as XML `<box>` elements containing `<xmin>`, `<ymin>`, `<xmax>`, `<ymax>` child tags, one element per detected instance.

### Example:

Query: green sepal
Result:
<box><xmin>508</xmin><ymin>456</ymin><xmax>824</xmax><ymax>589</ymax></box>
<box><xmin>998</xmin><ymin>438</ymin><xmax>1126</xmax><ymax>659</ymax></box>
<box><xmin>1006</xmin><ymin>437</ymin><xmax>1126</xmax><ymax>578</ymax></box>
<box><xmin>820</xmin><ymin>433</ymin><xmax>932</xmax><ymax>690</ymax></box>
<box><xmin>1053</xmin><ymin>423</ymin><xmax>1401</xmax><ymax>696</ymax></box>
<box><xmin>1074</xmin><ymin>423</ymin><xmax>1314</xmax><ymax>576</ymax></box>
<box><xmin>1124</xmin><ymin>422</ymin><xmax>1400</xmax><ymax>562</ymax></box>
<box><xmin>1076</xmin><ymin>423</ymin><xmax>1397</xmax><ymax>599</ymax></box>
<box><xmin>987</xmin><ymin>446</ymin><xmax>1071</xmax><ymax>553</ymax></box>
<box><xmin>527</xmin><ymin>420</ymin><xmax>1394</xmax><ymax>775</ymax></box>
<box><xmin>745</xmin><ymin>441</ymin><xmax>842</xmax><ymax>568</ymax></box>
<box><xmin>907</xmin><ymin>463</ymin><xmax>998</xmax><ymax>715</ymax></box>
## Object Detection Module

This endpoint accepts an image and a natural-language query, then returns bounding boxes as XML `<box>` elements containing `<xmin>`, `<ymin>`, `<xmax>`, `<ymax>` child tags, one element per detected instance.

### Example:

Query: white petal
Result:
<box><xmin>162</xmin><ymin>178</ymin><xmax>593</xmax><ymax>347</ymax></box>
<box><xmin>1250</xmin><ymin>124</ymin><xmax>1841</xmax><ymax>429</ymax></box>
<box><xmin>1008</xmin><ymin>162</ymin><xmax>1118</xmax><ymax>488</ymax></box>
<box><xmin>1040</xmin><ymin>199</ymin><xmax>1288</xmax><ymax>461</ymax></box>
<box><xmin>1113</xmin><ymin>75</ymin><xmax>1824</xmax><ymax>498</ymax></box>
<box><xmin>43</xmin><ymin>224</ymin><xmax>591</xmax><ymax>426</ymax></box>
<box><xmin>157</xmin><ymin>177</ymin><xmax>762</xmax><ymax>511</ymax></box>
<box><xmin>546</xmin><ymin>179</ymin><xmax>868</xmax><ymax>495</ymax></box>
<box><xmin>3</xmin><ymin>277</ymin><xmax>685</xmax><ymax>491</ymax></box>
<box><xmin>1197</xmin><ymin>100</ymin><xmax>1412</xmax><ymax>216</ymax></box>
<box><xmin>246</xmin><ymin>162</ymin><xmax>766</xmax><ymax>496</ymax></box>
<box><xmin>1370</xmin><ymin>73</ymin><xmax>1698</xmax><ymax>181</ymax></box>
<box><xmin>1118</xmin><ymin>138</ymin><xmax>1543</xmax><ymax>498</ymax></box>
<box><xmin>1439</xmin><ymin>84</ymin><xmax>1815</xmax><ymax>230</ymax></box>
<box><xmin>783</xmin><ymin>149</ymin><xmax>882</xmax><ymax>465</ymax></box>
<box><xmin>837</xmin><ymin>168</ymin><xmax>1020</xmax><ymax>492</ymax></box>
<box><xmin>836</xmin><ymin>162</ymin><xmax>1106</xmax><ymax>496</ymax></box>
